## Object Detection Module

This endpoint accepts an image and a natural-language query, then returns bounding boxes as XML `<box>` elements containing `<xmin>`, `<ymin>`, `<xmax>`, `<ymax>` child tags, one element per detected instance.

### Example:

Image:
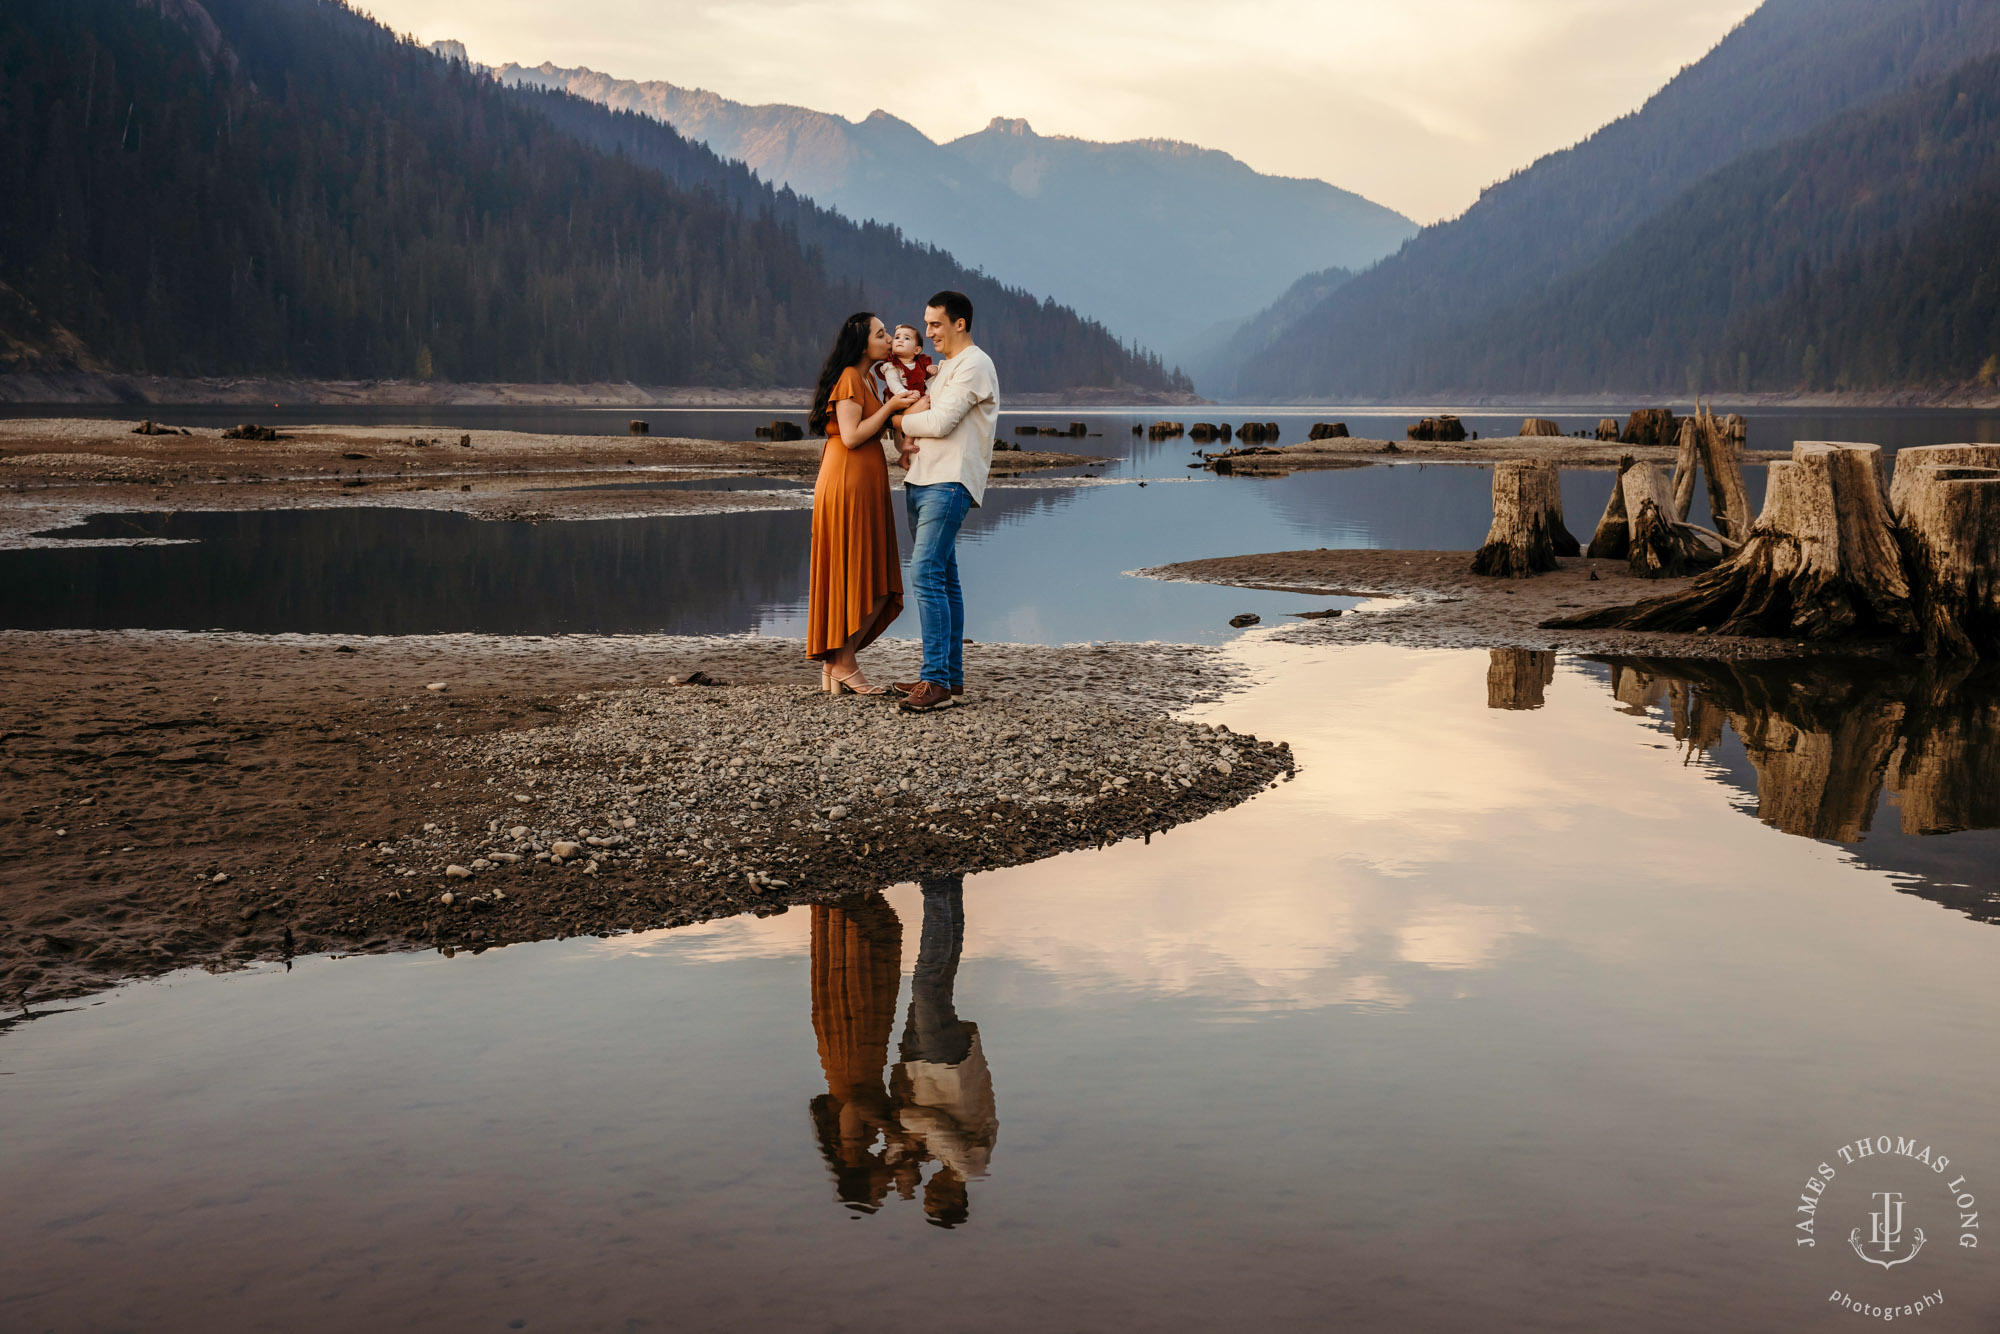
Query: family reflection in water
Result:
<box><xmin>808</xmin><ymin>876</ymin><xmax>998</xmax><ymax>1227</ymax></box>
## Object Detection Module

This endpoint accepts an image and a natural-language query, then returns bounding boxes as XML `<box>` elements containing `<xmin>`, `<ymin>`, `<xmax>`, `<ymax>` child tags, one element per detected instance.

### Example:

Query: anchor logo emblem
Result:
<box><xmin>1849</xmin><ymin>1190</ymin><xmax>1926</xmax><ymax>1270</ymax></box>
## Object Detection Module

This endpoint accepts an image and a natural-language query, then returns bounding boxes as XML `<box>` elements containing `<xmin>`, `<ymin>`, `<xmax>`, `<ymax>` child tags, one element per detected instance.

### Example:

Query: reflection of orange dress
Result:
<box><xmin>808</xmin><ymin>367</ymin><xmax>903</xmax><ymax>660</ymax></box>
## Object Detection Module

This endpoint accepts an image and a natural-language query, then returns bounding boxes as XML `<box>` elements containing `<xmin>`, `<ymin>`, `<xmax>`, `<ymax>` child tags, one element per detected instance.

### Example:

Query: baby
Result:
<box><xmin>879</xmin><ymin>324</ymin><xmax>934</xmax><ymax>397</ymax></box>
<box><xmin>877</xmin><ymin>323</ymin><xmax>934</xmax><ymax>469</ymax></box>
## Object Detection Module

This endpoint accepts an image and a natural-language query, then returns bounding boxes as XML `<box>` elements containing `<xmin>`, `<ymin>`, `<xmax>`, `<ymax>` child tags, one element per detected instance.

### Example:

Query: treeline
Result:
<box><xmin>0</xmin><ymin>0</ymin><xmax>1184</xmax><ymax>391</ymax></box>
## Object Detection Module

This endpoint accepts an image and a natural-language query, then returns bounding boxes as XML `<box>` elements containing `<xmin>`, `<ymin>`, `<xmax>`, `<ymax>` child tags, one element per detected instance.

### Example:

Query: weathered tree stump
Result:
<box><xmin>1472</xmin><ymin>459</ymin><xmax>1579</xmax><ymax>577</ymax></box>
<box><xmin>1891</xmin><ymin>444</ymin><xmax>2000</xmax><ymax>659</ymax></box>
<box><xmin>1586</xmin><ymin>456</ymin><xmax>1633</xmax><ymax>560</ymax></box>
<box><xmin>1308</xmin><ymin>422</ymin><xmax>1350</xmax><ymax>440</ymax></box>
<box><xmin>1670</xmin><ymin>419</ymin><xmax>1700</xmax><ymax>521</ymax></box>
<box><xmin>1546</xmin><ymin>441</ymin><xmax>1916</xmax><ymax>640</ymax></box>
<box><xmin>1519</xmin><ymin>417</ymin><xmax>1562</xmax><ymax>437</ymax></box>
<box><xmin>1595</xmin><ymin>417</ymin><xmax>1621</xmax><ymax>442</ymax></box>
<box><xmin>1620</xmin><ymin>408</ymin><xmax>1678</xmax><ymax>448</ymax></box>
<box><xmin>1407</xmin><ymin>415</ymin><xmax>1467</xmax><ymax>443</ymax></box>
<box><xmin>1696</xmin><ymin>406</ymin><xmax>1754</xmax><ymax>544</ymax></box>
<box><xmin>1621</xmin><ymin>460</ymin><xmax>1700</xmax><ymax>578</ymax></box>
<box><xmin>1486</xmin><ymin>649</ymin><xmax>1556</xmax><ymax>709</ymax></box>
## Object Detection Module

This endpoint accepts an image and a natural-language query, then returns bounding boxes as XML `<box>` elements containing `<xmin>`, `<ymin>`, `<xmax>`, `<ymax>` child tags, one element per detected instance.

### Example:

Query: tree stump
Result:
<box><xmin>1486</xmin><ymin>649</ymin><xmax>1556</xmax><ymax>709</ymax></box>
<box><xmin>1620</xmin><ymin>408</ymin><xmax>1678</xmax><ymax>448</ymax></box>
<box><xmin>1586</xmin><ymin>456</ymin><xmax>1633</xmax><ymax>560</ymax></box>
<box><xmin>1595</xmin><ymin>417</ymin><xmax>1621</xmax><ymax>442</ymax></box>
<box><xmin>1519</xmin><ymin>417</ymin><xmax>1562</xmax><ymax>437</ymax></box>
<box><xmin>1670</xmin><ymin>419</ymin><xmax>1700</xmax><ymax>520</ymax></box>
<box><xmin>1622</xmin><ymin>460</ymin><xmax>1698</xmax><ymax>578</ymax></box>
<box><xmin>1891</xmin><ymin>444</ymin><xmax>2000</xmax><ymax>659</ymax></box>
<box><xmin>1545</xmin><ymin>441</ymin><xmax>1917</xmax><ymax>640</ymax></box>
<box><xmin>1696</xmin><ymin>407</ymin><xmax>1754</xmax><ymax>544</ymax></box>
<box><xmin>1472</xmin><ymin>460</ymin><xmax>1579</xmax><ymax>577</ymax></box>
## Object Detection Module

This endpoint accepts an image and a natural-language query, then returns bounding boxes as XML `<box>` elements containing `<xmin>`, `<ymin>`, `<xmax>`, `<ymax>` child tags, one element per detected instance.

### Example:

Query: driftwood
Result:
<box><xmin>1471</xmin><ymin>459</ymin><xmax>1579</xmax><ymax>577</ymax></box>
<box><xmin>1547</xmin><ymin>441</ymin><xmax>1916</xmax><ymax>641</ymax></box>
<box><xmin>1486</xmin><ymin>649</ymin><xmax>1556</xmax><ymax>709</ymax></box>
<box><xmin>1519</xmin><ymin>417</ymin><xmax>1563</xmax><ymax>437</ymax></box>
<box><xmin>1890</xmin><ymin>444</ymin><xmax>2000</xmax><ymax>658</ymax></box>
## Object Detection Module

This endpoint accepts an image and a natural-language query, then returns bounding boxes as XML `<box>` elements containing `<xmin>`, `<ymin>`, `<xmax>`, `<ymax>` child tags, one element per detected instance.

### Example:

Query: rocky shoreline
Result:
<box><xmin>0</xmin><ymin>630</ymin><xmax>1287</xmax><ymax>1008</ymax></box>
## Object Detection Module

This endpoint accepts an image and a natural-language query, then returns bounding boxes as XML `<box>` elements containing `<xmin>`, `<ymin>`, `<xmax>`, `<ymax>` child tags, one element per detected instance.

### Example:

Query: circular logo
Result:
<box><xmin>1794</xmin><ymin>1135</ymin><xmax>1981</xmax><ymax>1318</ymax></box>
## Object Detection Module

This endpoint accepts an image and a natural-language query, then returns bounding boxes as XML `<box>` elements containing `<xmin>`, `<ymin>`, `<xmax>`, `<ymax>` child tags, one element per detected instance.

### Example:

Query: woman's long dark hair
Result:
<box><xmin>808</xmin><ymin>312</ymin><xmax>877</xmax><ymax>436</ymax></box>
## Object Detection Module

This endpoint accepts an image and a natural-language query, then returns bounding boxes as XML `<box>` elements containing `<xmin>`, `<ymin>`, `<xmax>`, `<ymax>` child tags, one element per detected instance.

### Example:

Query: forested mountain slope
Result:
<box><xmin>1235</xmin><ymin>0</ymin><xmax>2000</xmax><ymax>399</ymax></box>
<box><xmin>491</xmin><ymin>60</ymin><xmax>1415</xmax><ymax>354</ymax></box>
<box><xmin>1407</xmin><ymin>50</ymin><xmax>2000</xmax><ymax>394</ymax></box>
<box><xmin>0</xmin><ymin>0</ymin><xmax>1182</xmax><ymax>391</ymax></box>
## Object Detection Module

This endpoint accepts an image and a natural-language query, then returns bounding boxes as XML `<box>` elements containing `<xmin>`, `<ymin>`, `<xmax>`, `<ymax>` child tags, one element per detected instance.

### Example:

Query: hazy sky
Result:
<box><xmin>363</xmin><ymin>0</ymin><xmax>1761</xmax><ymax>223</ymax></box>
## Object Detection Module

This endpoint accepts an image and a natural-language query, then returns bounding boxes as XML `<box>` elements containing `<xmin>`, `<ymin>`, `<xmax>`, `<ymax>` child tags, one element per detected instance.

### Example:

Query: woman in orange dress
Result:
<box><xmin>807</xmin><ymin>312</ymin><xmax>919</xmax><ymax>694</ymax></box>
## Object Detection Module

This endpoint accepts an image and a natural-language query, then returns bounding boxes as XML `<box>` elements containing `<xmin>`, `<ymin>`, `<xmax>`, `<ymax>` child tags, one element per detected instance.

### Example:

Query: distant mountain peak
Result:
<box><xmin>986</xmin><ymin>116</ymin><xmax>1034</xmax><ymax>137</ymax></box>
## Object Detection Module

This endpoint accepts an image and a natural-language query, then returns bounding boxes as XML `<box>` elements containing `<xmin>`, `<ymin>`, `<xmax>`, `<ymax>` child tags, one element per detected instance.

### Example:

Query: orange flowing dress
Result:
<box><xmin>807</xmin><ymin>366</ymin><xmax>903</xmax><ymax>660</ymax></box>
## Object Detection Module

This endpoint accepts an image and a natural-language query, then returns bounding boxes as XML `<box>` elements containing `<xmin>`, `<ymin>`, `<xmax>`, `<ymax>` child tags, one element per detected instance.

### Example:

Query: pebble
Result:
<box><xmin>426</xmin><ymin>682</ymin><xmax>447</xmax><ymax>691</ymax></box>
<box><xmin>212</xmin><ymin>872</ymin><xmax>228</xmax><ymax>884</ymax></box>
<box><xmin>1215</xmin><ymin>759</ymin><xmax>1233</xmax><ymax>774</ymax></box>
<box><xmin>550</xmin><ymin>840</ymin><xmax>582</xmax><ymax>860</ymax></box>
<box><xmin>445</xmin><ymin>864</ymin><xmax>472</xmax><ymax>879</ymax></box>
<box><xmin>439</xmin><ymin>891</ymin><xmax>456</xmax><ymax>905</ymax></box>
<box><xmin>513</xmin><ymin>793</ymin><xmax>533</xmax><ymax>804</ymax></box>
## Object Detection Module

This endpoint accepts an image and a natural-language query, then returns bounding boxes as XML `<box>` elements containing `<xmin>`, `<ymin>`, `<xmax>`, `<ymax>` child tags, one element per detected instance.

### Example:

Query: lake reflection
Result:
<box><xmin>810</xmin><ymin>878</ymin><xmax>997</xmax><ymax>1226</ymax></box>
<box><xmin>1557</xmin><ymin>653</ymin><xmax>2000</xmax><ymax>923</ymax></box>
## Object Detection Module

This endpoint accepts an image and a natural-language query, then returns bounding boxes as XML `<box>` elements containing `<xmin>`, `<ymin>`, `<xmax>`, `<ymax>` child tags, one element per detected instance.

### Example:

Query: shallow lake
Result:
<box><xmin>4</xmin><ymin>406</ymin><xmax>1999</xmax><ymax>1330</ymax></box>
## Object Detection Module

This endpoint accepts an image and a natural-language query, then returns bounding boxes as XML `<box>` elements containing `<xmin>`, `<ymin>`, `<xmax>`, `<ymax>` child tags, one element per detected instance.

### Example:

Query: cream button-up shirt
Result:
<box><xmin>898</xmin><ymin>343</ymin><xmax>999</xmax><ymax>506</ymax></box>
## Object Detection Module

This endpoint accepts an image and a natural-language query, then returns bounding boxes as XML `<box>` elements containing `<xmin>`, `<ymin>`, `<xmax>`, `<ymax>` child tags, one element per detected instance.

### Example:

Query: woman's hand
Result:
<box><xmin>888</xmin><ymin>389</ymin><xmax>921</xmax><ymax>411</ymax></box>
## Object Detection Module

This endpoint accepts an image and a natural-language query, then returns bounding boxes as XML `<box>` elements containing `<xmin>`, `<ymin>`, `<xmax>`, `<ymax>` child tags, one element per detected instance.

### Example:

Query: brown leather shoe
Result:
<box><xmin>898</xmin><ymin>681</ymin><xmax>959</xmax><ymax>712</ymax></box>
<box><xmin>892</xmin><ymin>681</ymin><xmax>962</xmax><ymax>697</ymax></box>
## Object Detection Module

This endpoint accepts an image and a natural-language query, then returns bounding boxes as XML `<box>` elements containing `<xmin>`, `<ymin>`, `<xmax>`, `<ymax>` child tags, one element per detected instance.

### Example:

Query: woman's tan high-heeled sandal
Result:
<box><xmin>830</xmin><ymin>669</ymin><xmax>887</xmax><ymax>696</ymax></box>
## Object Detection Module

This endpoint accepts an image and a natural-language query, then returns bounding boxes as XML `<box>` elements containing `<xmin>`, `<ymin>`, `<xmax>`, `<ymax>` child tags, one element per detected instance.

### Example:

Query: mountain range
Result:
<box><xmin>484</xmin><ymin>60</ymin><xmax>1417</xmax><ymax>361</ymax></box>
<box><xmin>0</xmin><ymin>0</ymin><xmax>1183</xmax><ymax>394</ymax></box>
<box><xmin>1229</xmin><ymin>0</ymin><xmax>2000</xmax><ymax>400</ymax></box>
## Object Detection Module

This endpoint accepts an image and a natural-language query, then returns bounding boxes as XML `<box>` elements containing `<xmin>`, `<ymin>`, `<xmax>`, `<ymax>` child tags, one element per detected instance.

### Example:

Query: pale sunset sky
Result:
<box><xmin>359</xmin><ymin>0</ymin><xmax>1761</xmax><ymax>224</ymax></box>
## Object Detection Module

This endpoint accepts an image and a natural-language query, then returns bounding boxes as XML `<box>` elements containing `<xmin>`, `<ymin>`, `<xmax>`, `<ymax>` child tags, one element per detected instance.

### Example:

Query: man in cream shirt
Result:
<box><xmin>892</xmin><ymin>290</ymin><xmax>998</xmax><ymax>712</ymax></box>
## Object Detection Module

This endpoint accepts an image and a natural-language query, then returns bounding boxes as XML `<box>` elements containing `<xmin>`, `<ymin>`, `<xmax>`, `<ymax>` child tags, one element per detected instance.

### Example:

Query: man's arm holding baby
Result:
<box><xmin>899</xmin><ymin>356</ymin><xmax>993</xmax><ymax>440</ymax></box>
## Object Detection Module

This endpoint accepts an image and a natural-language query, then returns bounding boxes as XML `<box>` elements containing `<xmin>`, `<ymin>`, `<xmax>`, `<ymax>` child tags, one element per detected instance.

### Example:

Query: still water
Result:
<box><xmin>5</xmin><ymin>406</ymin><xmax>2000</xmax><ymax>1330</ymax></box>
<box><xmin>4</xmin><ymin>643</ymin><xmax>1997</xmax><ymax>1331</ymax></box>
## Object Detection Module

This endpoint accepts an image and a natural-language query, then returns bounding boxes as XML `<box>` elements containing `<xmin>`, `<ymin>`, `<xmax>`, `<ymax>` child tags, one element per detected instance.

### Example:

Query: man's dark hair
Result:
<box><xmin>927</xmin><ymin>290</ymin><xmax>974</xmax><ymax>332</ymax></box>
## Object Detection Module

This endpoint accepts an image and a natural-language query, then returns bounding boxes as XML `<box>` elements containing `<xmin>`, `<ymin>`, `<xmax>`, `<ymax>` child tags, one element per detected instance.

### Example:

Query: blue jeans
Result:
<box><xmin>904</xmin><ymin>482</ymin><xmax>971</xmax><ymax>687</ymax></box>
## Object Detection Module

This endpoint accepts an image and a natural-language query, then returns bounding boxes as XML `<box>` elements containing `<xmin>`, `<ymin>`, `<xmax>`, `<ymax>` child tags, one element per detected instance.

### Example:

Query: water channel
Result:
<box><xmin>3</xmin><ymin>405</ymin><xmax>1998</xmax><ymax>1330</ymax></box>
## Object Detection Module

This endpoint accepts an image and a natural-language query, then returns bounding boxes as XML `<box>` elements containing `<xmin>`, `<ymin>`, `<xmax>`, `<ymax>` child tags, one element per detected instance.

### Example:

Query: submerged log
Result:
<box><xmin>1546</xmin><ymin>441</ymin><xmax>1916</xmax><ymax>640</ymax></box>
<box><xmin>1891</xmin><ymin>444</ymin><xmax>2000</xmax><ymax>659</ymax></box>
<box><xmin>1486</xmin><ymin>649</ymin><xmax>1556</xmax><ymax>709</ymax></box>
<box><xmin>1472</xmin><ymin>459</ymin><xmax>1578</xmax><ymax>577</ymax></box>
<box><xmin>1519</xmin><ymin>417</ymin><xmax>1563</xmax><ymax>437</ymax></box>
